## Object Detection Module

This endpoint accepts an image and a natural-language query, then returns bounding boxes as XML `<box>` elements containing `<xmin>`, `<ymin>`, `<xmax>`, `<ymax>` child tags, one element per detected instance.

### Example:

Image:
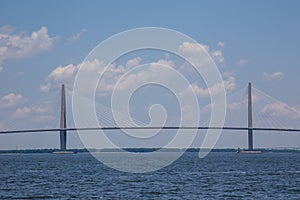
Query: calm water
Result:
<box><xmin>0</xmin><ymin>152</ymin><xmax>299</xmax><ymax>199</ymax></box>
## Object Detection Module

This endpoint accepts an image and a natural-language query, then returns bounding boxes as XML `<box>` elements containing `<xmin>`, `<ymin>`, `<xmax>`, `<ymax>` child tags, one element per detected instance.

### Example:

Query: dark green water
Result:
<box><xmin>0</xmin><ymin>152</ymin><xmax>299</xmax><ymax>199</ymax></box>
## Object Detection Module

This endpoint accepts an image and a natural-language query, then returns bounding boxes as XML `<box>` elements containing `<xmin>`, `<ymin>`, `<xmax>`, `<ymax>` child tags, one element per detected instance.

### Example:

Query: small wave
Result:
<box><xmin>203</xmin><ymin>171</ymin><xmax>246</xmax><ymax>175</ymax></box>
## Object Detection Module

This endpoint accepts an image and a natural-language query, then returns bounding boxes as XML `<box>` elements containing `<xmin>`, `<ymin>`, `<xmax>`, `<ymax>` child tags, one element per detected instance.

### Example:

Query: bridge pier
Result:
<box><xmin>60</xmin><ymin>84</ymin><xmax>67</xmax><ymax>151</ymax></box>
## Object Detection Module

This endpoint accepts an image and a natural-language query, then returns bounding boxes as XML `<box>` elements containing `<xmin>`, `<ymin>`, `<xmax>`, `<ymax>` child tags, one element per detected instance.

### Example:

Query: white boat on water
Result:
<box><xmin>236</xmin><ymin>148</ymin><xmax>261</xmax><ymax>154</ymax></box>
<box><xmin>52</xmin><ymin>151</ymin><xmax>75</xmax><ymax>154</ymax></box>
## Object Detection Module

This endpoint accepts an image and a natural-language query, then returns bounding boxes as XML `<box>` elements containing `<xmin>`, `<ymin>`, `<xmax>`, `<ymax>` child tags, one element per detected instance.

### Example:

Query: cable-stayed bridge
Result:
<box><xmin>1</xmin><ymin>83</ymin><xmax>300</xmax><ymax>151</ymax></box>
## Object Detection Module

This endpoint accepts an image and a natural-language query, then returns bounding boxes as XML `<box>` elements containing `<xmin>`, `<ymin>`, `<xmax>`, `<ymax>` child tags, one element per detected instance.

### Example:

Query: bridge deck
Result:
<box><xmin>1</xmin><ymin>126</ymin><xmax>300</xmax><ymax>134</ymax></box>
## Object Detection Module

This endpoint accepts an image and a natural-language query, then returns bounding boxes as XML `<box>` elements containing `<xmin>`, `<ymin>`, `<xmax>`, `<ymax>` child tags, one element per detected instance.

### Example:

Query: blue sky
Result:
<box><xmin>1</xmin><ymin>0</ymin><xmax>300</xmax><ymax>149</ymax></box>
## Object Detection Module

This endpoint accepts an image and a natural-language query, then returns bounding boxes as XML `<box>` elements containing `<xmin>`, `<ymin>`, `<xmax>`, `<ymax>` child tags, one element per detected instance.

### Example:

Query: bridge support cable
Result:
<box><xmin>253</xmin><ymin>87</ymin><xmax>300</xmax><ymax>130</ymax></box>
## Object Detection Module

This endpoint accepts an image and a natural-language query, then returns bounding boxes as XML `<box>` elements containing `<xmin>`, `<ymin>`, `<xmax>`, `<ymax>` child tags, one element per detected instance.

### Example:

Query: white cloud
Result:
<box><xmin>179</xmin><ymin>42</ymin><xmax>210</xmax><ymax>57</ymax></box>
<box><xmin>42</xmin><ymin>42</ymin><xmax>228</xmax><ymax>96</ymax></box>
<box><xmin>0</xmin><ymin>25</ymin><xmax>15</xmax><ymax>34</ymax></box>
<box><xmin>0</xmin><ymin>102</ymin><xmax>55</xmax><ymax>129</ymax></box>
<box><xmin>14</xmin><ymin>106</ymin><xmax>31</xmax><ymax>118</ymax></box>
<box><xmin>188</xmin><ymin>84</ymin><xmax>210</xmax><ymax>98</ymax></box>
<box><xmin>0</xmin><ymin>93</ymin><xmax>27</xmax><ymax>108</ymax></box>
<box><xmin>0</xmin><ymin>26</ymin><xmax>57</xmax><ymax>69</ymax></box>
<box><xmin>222</xmin><ymin>71</ymin><xmax>235</xmax><ymax>78</ymax></box>
<box><xmin>263</xmin><ymin>72</ymin><xmax>284</xmax><ymax>81</ymax></box>
<box><xmin>217</xmin><ymin>41</ymin><xmax>225</xmax><ymax>48</ymax></box>
<box><xmin>110</xmin><ymin>59</ymin><xmax>177</xmax><ymax>93</ymax></box>
<box><xmin>126</xmin><ymin>57</ymin><xmax>141</xmax><ymax>68</ymax></box>
<box><xmin>261</xmin><ymin>102</ymin><xmax>300</xmax><ymax>119</ymax></box>
<box><xmin>183</xmin><ymin>76</ymin><xmax>236</xmax><ymax>98</ymax></box>
<box><xmin>150</xmin><ymin>59</ymin><xmax>174</xmax><ymax>68</ymax></box>
<box><xmin>43</xmin><ymin>41</ymin><xmax>227</xmax><ymax>95</ymax></box>
<box><xmin>13</xmin><ymin>103</ymin><xmax>54</xmax><ymax>121</ymax></box>
<box><xmin>237</xmin><ymin>59</ymin><xmax>247</xmax><ymax>66</ymax></box>
<box><xmin>48</xmin><ymin>64</ymin><xmax>77</xmax><ymax>82</ymax></box>
<box><xmin>211</xmin><ymin>50</ymin><xmax>224</xmax><ymax>64</ymax></box>
<box><xmin>41</xmin><ymin>59</ymin><xmax>102</xmax><ymax>92</ymax></box>
<box><xmin>227</xmin><ymin>93</ymin><xmax>259</xmax><ymax>110</ymax></box>
<box><xmin>223</xmin><ymin>76</ymin><xmax>237</xmax><ymax>91</ymax></box>
<box><xmin>178</xmin><ymin>42</ymin><xmax>224</xmax><ymax>66</ymax></box>
<box><xmin>0</xmin><ymin>66</ymin><xmax>2</xmax><ymax>73</ymax></box>
<box><xmin>41</xmin><ymin>56</ymin><xmax>146</xmax><ymax>94</ymax></box>
<box><xmin>227</xmin><ymin>99</ymin><xmax>246</xmax><ymax>110</ymax></box>
<box><xmin>40</xmin><ymin>83</ymin><xmax>51</xmax><ymax>93</ymax></box>
<box><xmin>65</xmin><ymin>28</ymin><xmax>86</xmax><ymax>45</ymax></box>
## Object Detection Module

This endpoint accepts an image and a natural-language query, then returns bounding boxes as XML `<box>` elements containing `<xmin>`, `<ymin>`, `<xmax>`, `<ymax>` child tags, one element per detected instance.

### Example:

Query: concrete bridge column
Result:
<box><xmin>60</xmin><ymin>84</ymin><xmax>67</xmax><ymax>151</ymax></box>
<box><xmin>248</xmin><ymin>82</ymin><xmax>253</xmax><ymax>150</ymax></box>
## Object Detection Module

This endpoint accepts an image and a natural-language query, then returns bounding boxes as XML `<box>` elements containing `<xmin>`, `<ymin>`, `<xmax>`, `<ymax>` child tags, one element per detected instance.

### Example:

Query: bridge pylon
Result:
<box><xmin>248</xmin><ymin>82</ymin><xmax>253</xmax><ymax>150</ymax></box>
<box><xmin>60</xmin><ymin>84</ymin><xmax>67</xmax><ymax>151</ymax></box>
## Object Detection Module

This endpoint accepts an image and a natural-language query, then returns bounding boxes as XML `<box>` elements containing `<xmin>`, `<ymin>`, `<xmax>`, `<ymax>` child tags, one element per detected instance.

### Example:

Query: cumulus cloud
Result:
<box><xmin>41</xmin><ymin>56</ymin><xmax>146</xmax><ymax>94</ymax></box>
<box><xmin>227</xmin><ymin>99</ymin><xmax>246</xmax><ymax>110</ymax></box>
<box><xmin>181</xmin><ymin>76</ymin><xmax>236</xmax><ymax>98</ymax></box>
<box><xmin>40</xmin><ymin>83</ymin><xmax>51</xmax><ymax>93</ymax></box>
<box><xmin>263</xmin><ymin>72</ymin><xmax>284</xmax><ymax>81</ymax></box>
<box><xmin>126</xmin><ymin>56</ymin><xmax>141</xmax><ymax>68</ymax></box>
<box><xmin>222</xmin><ymin>71</ymin><xmax>235</xmax><ymax>78</ymax></box>
<box><xmin>110</xmin><ymin>59</ymin><xmax>176</xmax><ymax>93</ymax></box>
<box><xmin>65</xmin><ymin>28</ymin><xmax>87</xmax><ymax>45</ymax></box>
<box><xmin>0</xmin><ymin>93</ymin><xmax>27</xmax><ymax>108</ymax></box>
<box><xmin>211</xmin><ymin>50</ymin><xmax>224</xmax><ymax>64</ymax></box>
<box><xmin>195</xmin><ymin>76</ymin><xmax>236</xmax><ymax>97</ymax></box>
<box><xmin>0</xmin><ymin>26</ymin><xmax>57</xmax><ymax>69</ymax></box>
<box><xmin>48</xmin><ymin>64</ymin><xmax>77</xmax><ymax>82</ymax></box>
<box><xmin>0</xmin><ymin>25</ymin><xmax>15</xmax><ymax>34</ymax></box>
<box><xmin>13</xmin><ymin>102</ymin><xmax>54</xmax><ymax>122</ymax></box>
<box><xmin>227</xmin><ymin>92</ymin><xmax>260</xmax><ymax>110</ymax></box>
<box><xmin>179</xmin><ymin>42</ymin><xmax>209</xmax><ymax>56</ymax></box>
<box><xmin>40</xmin><ymin>59</ymin><xmax>103</xmax><ymax>92</ymax></box>
<box><xmin>14</xmin><ymin>106</ymin><xmax>31</xmax><ymax>118</ymax></box>
<box><xmin>261</xmin><ymin>102</ymin><xmax>300</xmax><ymax>119</ymax></box>
<box><xmin>178</xmin><ymin>42</ymin><xmax>225</xmax><ymax>66</ymax></box>
<box><xmin>217</xmin><ymin>41</ymin><xmax>225</xmax><ymax>48</ymax></box>
<box><xmin>42</xmin><ymin>42</ymin><xmax>229</xmax><ymax>97</ymax></box>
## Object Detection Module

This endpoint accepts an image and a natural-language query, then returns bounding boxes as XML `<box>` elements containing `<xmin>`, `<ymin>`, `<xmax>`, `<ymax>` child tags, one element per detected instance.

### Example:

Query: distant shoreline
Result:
<box><xmin>0</xmin><ymin>148</ymin><xmax>299</xmax><ymax>154</ymax></box>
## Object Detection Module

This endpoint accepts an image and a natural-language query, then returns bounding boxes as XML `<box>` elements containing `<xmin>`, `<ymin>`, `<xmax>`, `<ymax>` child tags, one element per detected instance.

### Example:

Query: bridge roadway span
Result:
<box><xmin>1</xmin><ymin>126</ymin><xmax>300</xmax><ymax>134</ymax></box>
